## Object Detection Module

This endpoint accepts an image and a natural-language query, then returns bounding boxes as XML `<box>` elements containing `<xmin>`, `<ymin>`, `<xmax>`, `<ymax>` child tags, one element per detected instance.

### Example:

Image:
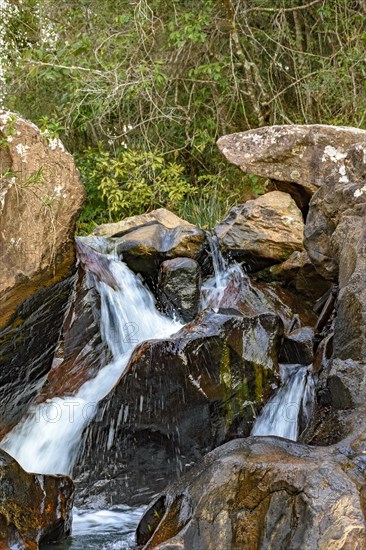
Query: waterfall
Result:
<box><xmin>251</xmin><ymin>364</ymin><xmax>314</xmax><ymax>441</ymax></box>
<box><xmin>202</xmin><ymin>236</ymin><xmax>315</xmax><ymax>443</ymax></box>
<box><xmin>201</xmin><ymin>234</ymin><xmax>246</xmax><ymax>309</ymax></box>
<box><xmin>1</xmin><ymin>251</ymin><xmax>182</xmax><ymax>475</ymax></box>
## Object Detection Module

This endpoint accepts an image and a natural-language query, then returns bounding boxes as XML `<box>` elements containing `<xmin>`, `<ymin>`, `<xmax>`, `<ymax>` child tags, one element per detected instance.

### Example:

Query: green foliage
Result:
<box><xmin>2</xmin><ymin>0</ymin><xmax>365</xmax><ymax>232</ymax></box>
<box><xmin>76</xmin><ymin>146</ymin><xmax>194</xmax><ymax>233</ymax></box>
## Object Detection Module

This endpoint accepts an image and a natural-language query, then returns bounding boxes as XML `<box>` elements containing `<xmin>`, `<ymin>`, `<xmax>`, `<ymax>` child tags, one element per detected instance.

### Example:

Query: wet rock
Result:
<box><xmin>214</xmin><ymin>191</ymin><xmax>304</xmax><ymax>267</ymax></box>
<box><xmin>73</xmin><ymin>311</ymin><xmax>283</xmax><ymax>506</ymax></box>
<box><xmin>217</xmin><ymin>124</ymin><xmax>366</xmax><ymax>200</ymax></box>
<box><xmin>37</xmin><ymin>262</ymin><xmax>111</xmax><ymax>402</ymax></box>
<box><xmin>256</xmin><ymin>250</ymin><xmax>331</xmax><ymax>302</ymax></box>
<box><xmin>204</xmin><ymin>269</ymin><xmax>317</xmax><ymax>332</ymax></box>
<box><xmin>93</xmin><ymin>209</ymin><xmax>207</xmax><ymax>275</ymax></box>
<box><xmin>136</xmin><ymin>437</ymin><xmax>366</xmax><ymax>550</ymax></box>
<box><xmin>0</xmin><ymin>277</ymin><xmax>76</xmax><ymax>434</ymax></box>
<box><xmin>0</xmin><ymin>111</ymin><xmax>84</xmax><ymax>430</ymax></box>
<box><xmin>279</xmin><ymin>327</ymin><xmax>314</xmax><ymax>365</ymax></box>
<box><xmin>158</xmin><ymin>258</ymin><xmax>201</xmax><ymax>322</ymax></box>
<box><xmin>0</xmin><ymin>448</ymin><xmax>73</xmax><ymax>548</ymax></box>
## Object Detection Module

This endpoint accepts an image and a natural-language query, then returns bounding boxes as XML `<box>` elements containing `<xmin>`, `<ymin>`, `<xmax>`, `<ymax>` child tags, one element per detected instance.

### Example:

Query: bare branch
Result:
<box><xmin>246</xmin><ymin>0</ymin><xmax>323</xmax><ymax>14</ymax></box>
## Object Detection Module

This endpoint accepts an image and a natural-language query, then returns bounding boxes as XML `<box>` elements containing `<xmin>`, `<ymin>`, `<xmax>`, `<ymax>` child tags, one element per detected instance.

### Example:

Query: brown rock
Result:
<box><xmin>217</xmin><ymin>124</ymin><xmax>366</xmax><ymax>199</ymax></box>
<box><xmin>0</xmin><ymin>448</ymin><xmax>73</xmax><ymax>548</ymax></box>
<box><xmin>256</xmin><ymin>250</ymin><xmax>331</xmax><ymax>302</ymax></box>
<box><xmin>215</xmin><ymin>191</ymin><xmax>304</xmax><ymax>266</ymax></box>
<box><xmin>0</xmin><ymin>112</ymin><xmax>85</xmax><ymax>430</ymax></box>
<box><xmin>94</xmin><ymin>208</ymin><xmax>195</xmax><ymax>237</ymax></box>
<box><xmin>0</xmin><ymin>111</ymin><xmax>84</xmax><ymax>327</ymax></box>
<box><xmin>94</xmin><ymin>209</ymin><xmax>207</xmax><ymax>275</ymax></box>
<box><xmin>37</xmin><ymin>261</ymin><xmax>111</xmax><ymax>402</ymax></box>
<box><xmin>136</xmin><ymin>437</ymin><xmax>366</xmax><ymax>550</ymax></box>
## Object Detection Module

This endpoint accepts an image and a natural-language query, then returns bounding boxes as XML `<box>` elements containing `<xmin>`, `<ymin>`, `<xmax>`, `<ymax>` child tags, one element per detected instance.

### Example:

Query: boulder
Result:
<box><xmin>304</xmin><ymin>143</ymin><xmax>366</xmax><ymax>280</ymax></box>
<box><xmin>203</xmin><ymin>263</ymin><xmax>317</xmax><ymax>332</ymax></box>
<box><xmin>214</xmin><ymin>191</ymin><xmax>304</xmax><ymax>267</ymax></box>
<box><xmin>93</xmin><ymin>208</ymin><xmax>207</xmax><ymax>275</ymax></box>
<box><xmin>0</xmin><ymin>448</ymin><xmax>73</xmax><ymax>548</ymax></box>
<box><xmin>326</xmin><ymin>359</ymin><xmax>366</xmax><ymax>411</ymax></box>
<box><xmin>73</xmin><ymin>311</ymin><xmax>283</xmax><ymax>507</ymax></box>
<box><xmin>279</xmin><ymin>327</ymin><xmax>314</xmax><ymax>365</ymax></box>
<box><xmin>255</xmin><ymin>250</ymin><xmax>331</xmax><ymax>302</ymax></box>
<box><xmin>136</xmin><ymin>437</ymin><xmax>366</xmax><ymax>550</ymax></box>
<box><xmin>158</xmin><ymin>258</ymin><xmax>201</xmax><ymax>322</ymax></box>
<box><xmin>0</xmin><ymin>111</ymin><xmax>84</xmax><ymax>430</ymax></box>
<box><xmin>303</xmin><ymin>143</ymin><xmax>366</xmax><ymax>369</ymax></box>
<box><xmin>217</xmin><ymin>124</ymin><xmax>366</xmax><ymax>202</ymax></box>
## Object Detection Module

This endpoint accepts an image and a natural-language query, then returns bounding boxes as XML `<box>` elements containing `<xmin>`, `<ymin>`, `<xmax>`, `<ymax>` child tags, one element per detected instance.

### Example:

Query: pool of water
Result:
<box><xmin>43</xmin><ymin>506</ymin><xmax>145</xmax><ymax>549</ymax></box>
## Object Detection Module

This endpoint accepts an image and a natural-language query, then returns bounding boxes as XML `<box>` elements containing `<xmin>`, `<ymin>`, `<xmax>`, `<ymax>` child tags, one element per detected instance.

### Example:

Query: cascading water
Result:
<box><xmin>201</xmin><ymin>234</ymin><xmax>246</xmax><ymax>309</ymax></box>
<box><xmin>204</xmin><ymin>235</ymin><xmax>315</xmax><ymax>443</ymax></box>
<box><xmin>1</xmin><ymin>250</ymin><xmax>182</xmax><ymax>475</ymax></box>
<box><xmin>251</xmin><ymin>363</ymin><xmax>314</xmax><ymax>441</ymax></box>
<box><xmin>1</xmin><ymin>233</ymin><xmax>315</xmax><ymax>547</ymax></box>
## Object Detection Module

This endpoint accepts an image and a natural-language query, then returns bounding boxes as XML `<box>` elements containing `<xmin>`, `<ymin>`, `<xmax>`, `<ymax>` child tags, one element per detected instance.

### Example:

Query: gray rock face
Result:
<box><xmin>136</xmin><ymin>437</ymin><xmax>366</xmax><ymax>550</ymax></box>
<box><xmin>214</xmin><ymin>191</ymin><xmax>304</xmax><ymax>267</ymax></box>
<box><xmin>158</xmin><ymin>258</ymin><xmax>201</xmax><ymax>322</ymax></box>
<box><xmin>217</xmin><ymin>124</ymin><xmax>366</xmax><ymax>199</ymax></box>
<box><xmin>304</xmin><ymin>143</ymin><xmax>366</xmax><ymax>280</ymax></box>
<box><xmin>303</xmin><ymin>143</ymin><xmax>366</xmax><ymax>384</ymax></box>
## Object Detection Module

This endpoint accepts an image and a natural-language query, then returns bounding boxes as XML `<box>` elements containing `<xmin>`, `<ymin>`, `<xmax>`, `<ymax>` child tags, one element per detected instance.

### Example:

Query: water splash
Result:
<box><xmin>201</xmin><ymin>234</ymin><xmax>246</xmax><ymax>309</ymax></box>
<box><xmin>1</xmin><ymin>251</ymin><xmax>182</xmax><ymax>475</ymax></box>
<box><xmin>251</xmin><ymin>364</ymin><xmax>314</xmax><ymax>441</ymax></box>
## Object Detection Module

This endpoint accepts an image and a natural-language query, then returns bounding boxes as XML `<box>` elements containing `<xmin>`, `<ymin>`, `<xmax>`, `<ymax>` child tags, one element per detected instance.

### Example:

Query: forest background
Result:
<box><xmin>1</xmin><ymin>0</ymin><xmax>365</xmax><ymax>232</ymax></box>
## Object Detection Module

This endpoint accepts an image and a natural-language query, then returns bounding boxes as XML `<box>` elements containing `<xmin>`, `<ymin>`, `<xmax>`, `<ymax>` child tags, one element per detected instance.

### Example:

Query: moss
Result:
<box><xmin>220</xmin><ymin>343</ymin><xmax>232</xmax><ymax>392</ymax></box>
<box><xmin>254</xmin><ymin>363</ymin><xmax>263</xmax><ymax>402</ymax></box>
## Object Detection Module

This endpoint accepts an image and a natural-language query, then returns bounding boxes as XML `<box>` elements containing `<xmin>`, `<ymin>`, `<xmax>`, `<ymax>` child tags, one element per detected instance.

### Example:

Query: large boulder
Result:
<box><xmin>73</xmin><ymin>311</ymin><xmax>283</xmax><ymax>507</ymax></box>
<box><xmin>136</xmin><ymin>437</ymin><xmax>366</xmax><ymax>550</ymax></box>
<box><xmin>214</xmin><ymin>191</ymin><xmax>304</xmax><ymax>268</ymax></box>
<box><xmin>0</xmin><ymin>112</ymin><xmax>84</xmax><ymax>431</ymax></box>
<box><xmin>93</xmin><ymin>208</ymin><xmax>207</xmax><ymax>275</ymax></box>
<box><xmin>217</xmin><ymin>124</ymin><xmax>366</xmax><ymax>204</ymax></box>
<box><xmin>304</xmin><ymin>143</ymin><xmax>366</xmax><ymax>365</ymax></box>
<box><xmin>0</xmin><ymin>448</ymin><xmax>73</xmax><ymax>548</ymax></box>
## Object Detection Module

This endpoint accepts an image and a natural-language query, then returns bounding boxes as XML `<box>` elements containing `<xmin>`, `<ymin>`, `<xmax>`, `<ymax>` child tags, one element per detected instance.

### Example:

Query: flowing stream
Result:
<box><xmin>1</xmin><ymin>244</ymin><xmax>182</xmax><ymax>547</ymax></box>
<box><xmin>1</xmin><ymin>235</ymin><xmax>314</xmax><ymax>546</ymax></box>
<box><xmin>205</xmin><ymin>235</ymin><xmax>315</xmax><ymax>442</ymax></box>
<box><xmin>251</xmin><ymin>363</ymin><xmax>314</xmax><ymax>441</ymax></box>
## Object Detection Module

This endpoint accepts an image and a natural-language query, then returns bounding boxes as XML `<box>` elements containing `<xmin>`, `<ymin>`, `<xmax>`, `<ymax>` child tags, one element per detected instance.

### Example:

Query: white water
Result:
<box><xmin>251</xmin><ymin>364</ymin><xmax>314</xmax><ymax>441</ymax></box>
<box><xmin>202</xmin><ymin>234</ymin><xmax>246</xmax><ymax>309</ymax></box>
<box><xmin>1</xmin><ymin>255</ymin><xmax>182</xmax><ymax>475</ymax></box>
<box><xmin>202</xmin><ymin>237</ymin><xmax>315</xmax><ymax>443</ymax></box>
